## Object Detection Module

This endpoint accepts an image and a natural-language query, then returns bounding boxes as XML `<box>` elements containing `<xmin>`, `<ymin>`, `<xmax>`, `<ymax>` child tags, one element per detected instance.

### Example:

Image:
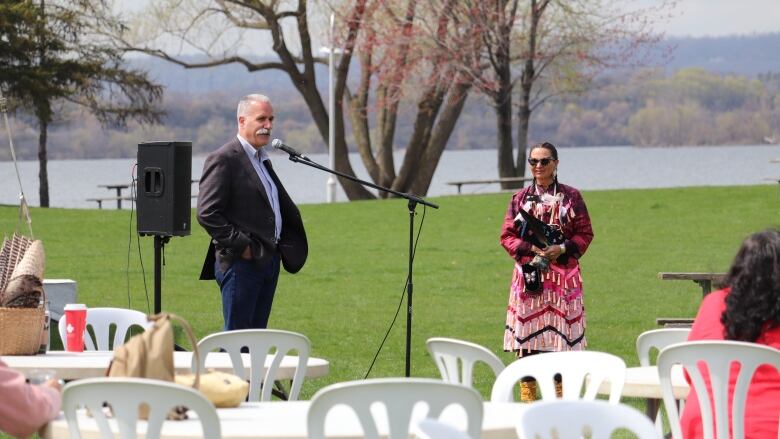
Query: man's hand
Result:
<box><xmin>241</xmin><ymin>245</ymin><xmax>252</xmax><ymax>260</ymax></box>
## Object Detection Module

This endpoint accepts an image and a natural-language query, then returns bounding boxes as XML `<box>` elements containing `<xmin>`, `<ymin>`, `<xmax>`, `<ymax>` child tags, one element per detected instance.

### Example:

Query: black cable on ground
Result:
<box><xmin>363</xmin><ymin>204</ymin><xmax>427</xmax><ymax>379</ymax></box>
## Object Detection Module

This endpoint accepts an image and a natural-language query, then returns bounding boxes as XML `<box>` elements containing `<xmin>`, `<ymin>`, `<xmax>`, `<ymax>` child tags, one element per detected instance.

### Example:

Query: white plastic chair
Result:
<box><xmin>307</xmin><ymin>378</ymin><xmax>484</xmax><ymax>439</ymax></box>
<box><xmin>426</xmin><ymin>337</ymin><xmax>505</xmax><ymax>388</ymax></box>
<box><xmin>415</xmin><ymin>418</ymin><xmax>472</xmax><ymax>439</ymax></box>
<box><xmin>58</xmin><ymin>307</ymin><xmax>152</xmax><ymax>351</ymax></box>
<box><xmin>61</xmin><ymin>377</ymin><xmax>221</xmax><ymax>439</ymax></box>
<box><xmin>517</xmin><ymin>399</ymin><xmax>662</xmax><ymax>439</ymax></box>
<box><xmin>194</xmin><ymin>329</ymin><xmax>309</xmax><ymax>401</ymax></box>
<box><xmin>636</xmin><ymin>328</ymin><xmax>691</xmax><ymax>434</ymax></box>
<box><xmin>658</xmin><ymin>340</ymin><xmax>780</xmax><ymax>439</ymax></box>
<box><xmin>636</xmin><ymin>328</ymin><xmax>691</xmax><ymax>367</ymax></box>
<box><xmin>490</xmin><ymin>350</ymin><xmax>626</xmax><ymax>403</ymax></box>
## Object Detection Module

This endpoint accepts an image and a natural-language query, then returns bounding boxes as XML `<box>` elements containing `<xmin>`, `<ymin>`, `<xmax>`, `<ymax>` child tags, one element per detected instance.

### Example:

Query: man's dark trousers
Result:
<box><xmin>215</xmin><ymin>254</ymin><xmax>280</xmax><ymax>330</ymax></box>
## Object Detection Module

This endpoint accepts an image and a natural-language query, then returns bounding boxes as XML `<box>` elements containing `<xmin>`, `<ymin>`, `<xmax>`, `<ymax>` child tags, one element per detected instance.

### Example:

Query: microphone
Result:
<box><xmin>271</xmin><ymin>139</ymin><xmax>309</xmax><ymax>160</ymax></box>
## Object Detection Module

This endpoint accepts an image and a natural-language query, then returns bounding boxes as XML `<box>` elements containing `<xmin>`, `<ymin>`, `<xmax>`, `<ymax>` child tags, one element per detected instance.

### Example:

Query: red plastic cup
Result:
<box><xmin>63</xmin><ymin>304</ymin><xmax>87</xmax><ymax>352</ymax></box>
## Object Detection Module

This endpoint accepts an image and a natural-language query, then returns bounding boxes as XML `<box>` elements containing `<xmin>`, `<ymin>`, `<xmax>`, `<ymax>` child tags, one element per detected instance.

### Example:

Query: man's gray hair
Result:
<box><xmin>237</xmin><ymin>94</ymin><xmax>272</xmax><ymax>120</ymax></box>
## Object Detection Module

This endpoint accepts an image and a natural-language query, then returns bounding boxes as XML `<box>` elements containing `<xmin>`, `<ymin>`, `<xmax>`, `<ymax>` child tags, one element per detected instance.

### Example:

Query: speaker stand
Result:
<box><xmin>152</xmin><ymin>234</ymin><xmax>186</xmax><ymax>351</ymax></box>
<box><xmin>153</xmin><ymin>235</ymin><xmax>170</xmax><ymax>314</ymax></box>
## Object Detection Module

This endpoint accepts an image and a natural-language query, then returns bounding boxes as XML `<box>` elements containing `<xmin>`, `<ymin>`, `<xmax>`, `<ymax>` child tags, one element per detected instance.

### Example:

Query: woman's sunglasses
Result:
<box><xmin>528</xmin><ymin>157</ymin><xmax>554</xmax><ymax>167</ymax></box>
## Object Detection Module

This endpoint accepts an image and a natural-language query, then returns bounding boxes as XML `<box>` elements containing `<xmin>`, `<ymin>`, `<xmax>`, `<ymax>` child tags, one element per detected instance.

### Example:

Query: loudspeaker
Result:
<box><xmin>136</xmin><ymin>141</ymin><xmax>192</xmax><ymax>237</ymax></box>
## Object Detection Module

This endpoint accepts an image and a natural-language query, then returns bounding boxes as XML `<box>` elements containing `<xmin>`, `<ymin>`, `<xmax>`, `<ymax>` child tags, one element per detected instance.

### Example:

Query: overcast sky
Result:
<box><xmin>656</xmin><ymin>0</ymin><xmax>780</xmax><ymax>37</ymax></box>
<box><xmin>122</xmin><ymin>1</ymin><xmax>780</xmax><ymax>57</ymax></box>
<box><xmin>125</xmin><ymin>1</ymin><xmax>780</xmax><ymax>38</ymax></box>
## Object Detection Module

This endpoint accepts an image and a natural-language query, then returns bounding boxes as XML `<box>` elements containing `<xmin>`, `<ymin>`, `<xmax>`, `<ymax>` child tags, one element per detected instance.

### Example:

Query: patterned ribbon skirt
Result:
<box><xmin>503</xmin><ymin>262</ymin><xmax>587</xmax><ymax>356</ymax></box>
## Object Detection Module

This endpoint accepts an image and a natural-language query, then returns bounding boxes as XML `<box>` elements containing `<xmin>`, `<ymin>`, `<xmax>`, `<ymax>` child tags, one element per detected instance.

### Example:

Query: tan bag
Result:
<box><xmin>175</xmin><ymin>370</ymin><xmax>249</xmax><ymax>408</ymax></box>
<box><xmin>106</xmin><ymin>312</ymin><xmax>200</xmax><ymax>419</ymax></box>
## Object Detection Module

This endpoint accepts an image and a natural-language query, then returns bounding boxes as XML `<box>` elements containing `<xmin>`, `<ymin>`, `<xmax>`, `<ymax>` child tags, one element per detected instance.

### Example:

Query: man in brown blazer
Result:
<box><xmin>197</xmin><ymin>94</ymin><xmax>307</xmax><ymax>330</ymax></box>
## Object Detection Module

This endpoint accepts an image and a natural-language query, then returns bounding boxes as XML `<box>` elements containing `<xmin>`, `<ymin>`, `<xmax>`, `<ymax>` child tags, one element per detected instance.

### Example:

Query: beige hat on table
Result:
<box><xmin>9</xmin><ymin>240</ymin><xmax>45</xmax><ymax>280</ymax></box>
<box><xmin>0</xmin><ymin>240</ymin><xmax>45</xmax><ymax>307</ymax></box>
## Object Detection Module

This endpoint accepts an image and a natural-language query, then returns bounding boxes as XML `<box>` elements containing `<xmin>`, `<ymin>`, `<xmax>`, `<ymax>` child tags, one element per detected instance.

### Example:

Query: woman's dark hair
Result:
<box><xmin>529</xmin><ymin>142</ymin><xmax>560</xmax><ymax>187</ymax></box>
<box><xmin>530</xmin><ymin>142</ymin><xmax>558</xmax><ymax>160</ymax></box>
<box><xmin>721</xmin><ymin>228</ymin><xmax>780</xmax><ymax>342</ymax></box>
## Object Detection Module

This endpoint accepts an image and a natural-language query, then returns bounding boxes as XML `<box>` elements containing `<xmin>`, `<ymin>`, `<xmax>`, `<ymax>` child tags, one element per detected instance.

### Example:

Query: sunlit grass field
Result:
<box><xmin>0</xmin><ymin>184</ymin><xmax>777</xmax><ymax>431</ymax></box>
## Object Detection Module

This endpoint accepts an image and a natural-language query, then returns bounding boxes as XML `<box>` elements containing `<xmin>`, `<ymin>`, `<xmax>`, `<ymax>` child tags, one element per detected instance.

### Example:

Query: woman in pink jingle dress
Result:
<box><xmin>499</xmin><ymin>142</ymin><xmax>594</xmax><ymax>400</ymax></box>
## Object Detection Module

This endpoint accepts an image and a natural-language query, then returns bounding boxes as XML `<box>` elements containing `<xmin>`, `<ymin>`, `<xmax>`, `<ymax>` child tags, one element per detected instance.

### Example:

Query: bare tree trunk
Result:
<box><xmin>280</xmin><ymin>47</ymin><xmax>371</xmax><ymax>200</ymax></box>
<box><xmin>334</xmin><ymin>103</ymin><xmax>373</xmax><ymax>199</ymax></box>
<box><xmin>410</xmin><ymin>80</ymin><xmax>472</xmax><ymax>195</ymax></box>
<box><xmin>254</xmin><ymin>0</ymin><xmax>372</xmax><ymax>200</ymax></box>
<box><xmin>375</xmin><ymin>84</ymin><xmax>396</xmax><ymax>197</ymax></box>
<box><xmin>514</xmin><ymin>0</ymin><xmax>547</xmax><ymax>179</ymax></box>
<box><xmin>392</xmin><ymin>86</ymin><xmax>445</xmax><ymax>193</ymax></box>
<box><xmin>348</xmin><ymin>51</ymin><xmax>380</xmax><ymax>183</ymax></box>
<box><xmin>370</xmin><ymin>0</ymin><xmax>417</xmax><ymax>198</ymax></box>
<box><xmin>515</xmin><ymin>98</ymin><xmax>530</xmax><ymax>179</ymax></box>
<box><xmin>37</xmin><ymin>114</ymin><xmax>49</xmax><ymax>208</ymax></box>
<box><xmin>497</xmin><ymin>98</ymin><xmax>516</xmax><ymax>186</ymax></box>
<box><xmin>495</xmin><ymin>64</ymin><xmax>515</xmax><ymax>187</ymax></box>
<box><xmin>331</xmin><ymin>0</ymin><xmax>374</xmax><ymax>200</ymax></box>
<box><xmin>392</xmin><ymin>0</ymin><xmax>461</xmax><ymax>195</ymax></box>
<box><xmin>37</xmin><ymin>0</ymin><xmax>49</xmax><ymax>208</ymax></box>
<box><xmin>376</xmin><ymin>87</ymin><xmax>398</xmax><ymax>194</ymax></box>
<box><xmin>494</xmin><ymin>0</ymin><xmax>519</xmax><ymax>189</ymax></box>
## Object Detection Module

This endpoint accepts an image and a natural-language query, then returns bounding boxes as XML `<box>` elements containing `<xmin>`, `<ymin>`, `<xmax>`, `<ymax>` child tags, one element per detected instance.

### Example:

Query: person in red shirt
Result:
<box><xmin>0</xmin><ymin>359</ymin><xmax>61</xmax><ymax>438</ymax></box>
<box><xmin>681</xmin><ymin>228</ymin><xmax>780</xmax><ymax>439</ymax></box>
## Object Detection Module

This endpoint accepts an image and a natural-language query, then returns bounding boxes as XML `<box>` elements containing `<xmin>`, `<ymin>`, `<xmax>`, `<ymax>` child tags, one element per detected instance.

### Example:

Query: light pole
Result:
<box><xmin>324</xmin><ymin>13</ymin><xmax>337</xmax><ymax>203</ymax></box>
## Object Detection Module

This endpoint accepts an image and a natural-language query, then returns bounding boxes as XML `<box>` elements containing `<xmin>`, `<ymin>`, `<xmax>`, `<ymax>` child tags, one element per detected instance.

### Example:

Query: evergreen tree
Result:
<box><xmin>0</xmin><ymin>0</ymin><xmax>163</xmax><ymax>207</ymax></box>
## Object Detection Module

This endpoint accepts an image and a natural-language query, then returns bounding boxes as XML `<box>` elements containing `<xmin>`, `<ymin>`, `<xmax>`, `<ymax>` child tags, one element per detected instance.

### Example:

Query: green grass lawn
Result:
<box><xmin>1</xmin><ymin>184</ymin><xmax>777</xmax><ymax>407</ymax></box>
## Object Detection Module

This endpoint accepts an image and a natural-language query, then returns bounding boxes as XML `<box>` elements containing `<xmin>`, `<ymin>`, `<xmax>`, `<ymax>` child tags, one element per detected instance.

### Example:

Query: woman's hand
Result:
<box><xmin>541</xmin><ymin>244</ymin><xmax>564</xmax><ymax>261</ymax></box>
<box><xmin>43</xmin><ymin>378</ymin><xmax>63</xmax><ymax>392</ymax></box>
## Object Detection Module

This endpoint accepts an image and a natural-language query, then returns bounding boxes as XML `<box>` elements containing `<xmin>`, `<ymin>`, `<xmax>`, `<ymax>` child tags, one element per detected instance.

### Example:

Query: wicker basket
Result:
<box><xmin>0</xmin><ymin>306</ymin><xmax>44</xmax><ymax>355</ymax></box>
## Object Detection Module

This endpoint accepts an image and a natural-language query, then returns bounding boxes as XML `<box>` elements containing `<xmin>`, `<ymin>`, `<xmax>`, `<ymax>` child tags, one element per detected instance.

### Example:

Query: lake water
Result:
<box><xmin>1</xmin><ymin>144</ymin><xmax>778</xmax><ymax>209</ymax></box>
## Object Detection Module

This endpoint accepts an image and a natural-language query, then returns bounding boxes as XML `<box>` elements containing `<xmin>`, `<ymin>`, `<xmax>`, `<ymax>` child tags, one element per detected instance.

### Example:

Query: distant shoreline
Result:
<box><xmin>2</xmin><ymin>141</ymin><xmax>777</xmax><ymax>164</ymax></box>
<box><xmin>1</xmin><ymin>145</ymin><xmax>777</xmax><ymax>209</ymax></box>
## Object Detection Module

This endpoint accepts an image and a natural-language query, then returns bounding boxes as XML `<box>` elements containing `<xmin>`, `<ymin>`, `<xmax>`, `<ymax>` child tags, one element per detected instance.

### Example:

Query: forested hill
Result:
<box><xmin>131</xmin><ymin>33</ymin><xmax>780</xmax><ymax>94</ymax></box>
<box><xmin>665</xmin><ymin>34</ymin><xmax>780</xmax><ymax>76</ymax></box>
<box><xmin>3</xmin><ymin>34</ymin><xmax>779</xmax><ymax>161</ymax></box>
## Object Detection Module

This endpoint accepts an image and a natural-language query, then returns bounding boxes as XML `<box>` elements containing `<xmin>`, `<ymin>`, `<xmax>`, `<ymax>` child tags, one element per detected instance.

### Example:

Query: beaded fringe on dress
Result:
<box><xmin>503</xmin><ymin>262</ymin><xmax>586</xmax><ymax>356</ymax></box>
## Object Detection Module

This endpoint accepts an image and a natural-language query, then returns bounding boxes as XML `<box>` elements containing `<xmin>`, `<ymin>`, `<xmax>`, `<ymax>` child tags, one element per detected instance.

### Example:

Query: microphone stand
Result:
<box><xmin>284</xmin><ymin>152</ymin><xmax>438</xmax><ymax>377</ymax></box>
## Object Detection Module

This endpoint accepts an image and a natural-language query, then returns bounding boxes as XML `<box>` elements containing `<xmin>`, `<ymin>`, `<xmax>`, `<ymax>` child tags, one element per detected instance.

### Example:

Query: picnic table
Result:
<box><xmin>44</xmin><ymin>400</ymin><xmax>526</xmax><ymax>439</ymax></box>
<box><xmin>90</xmin><ymin>180</ymin><xmax>200</xmax><ymax>209</ymax></box>
<box><xmin>86</xmin><ymin>195</ymin><xmax>134</xmax><ymax>209</ymax></box>
<box><xmin>6</xmin><ymin>351</ymin><xmax>328</xmax><ymax>381</ymax></box>
<box><xmin>447</xmin><ymin>176</ymin><xmax>533</xmax><ymax>194</ymax></box>
<box><xmin>594</xmin><ymin>365</ymin><xmax>689</xmax><ymax>419</ymax></box>
<box><xmin>658</xmin><ymin>272</ymin><xmax>726</xmax><ymax>298</ymax></box>
<box><xmin>655</xmin><ymin>272</ymin><xmax>726</xmax><ymax>327</ymax></box>
<box><xmin>768</xmin><ymin>159</ymin><xmax>780</xmax><ymax>183</ymax></box>
<box><xmin>97</xmin><ymin>184</ymin><xmax>130</xmax><ymax>209</ymax></box>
